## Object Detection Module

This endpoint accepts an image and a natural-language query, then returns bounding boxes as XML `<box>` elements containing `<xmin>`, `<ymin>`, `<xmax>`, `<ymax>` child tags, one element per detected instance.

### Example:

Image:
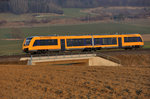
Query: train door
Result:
<box><xmin>118</xmin><ymin>37</ymin><xmax>122</xmax><ymax>48</ymax></box>
<box><xmin>61</xmin><ymin>39</ymin><xmax>65</xmax><ymax>51</ymax></box>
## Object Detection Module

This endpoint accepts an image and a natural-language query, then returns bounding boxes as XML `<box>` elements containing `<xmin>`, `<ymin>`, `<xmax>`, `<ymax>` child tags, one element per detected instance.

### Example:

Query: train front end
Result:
<box><xmin>22</xmin><ymin>37</ymin><xmax>33</xmax><ymax>53</ymax></box>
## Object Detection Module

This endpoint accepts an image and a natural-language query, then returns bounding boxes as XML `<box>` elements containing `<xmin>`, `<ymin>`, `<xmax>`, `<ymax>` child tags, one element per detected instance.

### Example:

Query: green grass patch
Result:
<box><xmin>144</xmin><ymin>41</ymin><xmax>150</xmax><ymax>48</ymax></box>
<box><xmin>0</xmin><ymin>40</ymin><xmax>24</xmax><ymax>56</ymax></box>
<box><xmin>0</xmin><ymin>8</ymin><xmax>88</xmax><ymax>22</ymax></box>
<box><xmin>63</xmin><ymin>8</ymin><xmax>88</xmax><ymax>18</ymax></box>
<box><xmin>0</xmin><ymin>22</ymin><xmax>150</xmax><ymax>39</ymax></box>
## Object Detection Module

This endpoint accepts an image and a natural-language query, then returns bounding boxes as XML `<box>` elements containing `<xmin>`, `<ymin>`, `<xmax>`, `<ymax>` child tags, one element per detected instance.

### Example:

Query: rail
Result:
<box><xmin>31</xmin><ymin>51</ymin><xmax>94</xmax><ymax>57</ymax></box>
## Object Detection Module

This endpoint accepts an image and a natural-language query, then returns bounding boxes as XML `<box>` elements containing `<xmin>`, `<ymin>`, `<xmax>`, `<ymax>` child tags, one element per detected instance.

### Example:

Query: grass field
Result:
<box><xmin>144</xmin><ymin>41</ymin><xmax>150</xmax><ymax>48</ymax></box>
<box><xmin>0</xmin><ymin>40</ymin><xmax>24</xmax><ymax>56</ymax></box>
<box><xmin>0</xmin><ymin>22</ymin><xmax>150</xmax><ymax>39</ymax></box>
<box><xmin>0</xmin><ymin>8</ymin><xmax>87</xmax><ymax>22</ymax></box>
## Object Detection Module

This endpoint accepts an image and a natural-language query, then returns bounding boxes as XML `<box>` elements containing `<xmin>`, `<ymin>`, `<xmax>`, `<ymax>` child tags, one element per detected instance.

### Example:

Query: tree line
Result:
<box><xmin>60</xmin><ymin>0</ymin><xmax>150</xmax><ymax>8</ymax></box>
<box><xmin>0</xmin><ymin>0</ymin><xmax>150</xmax><ymax>14</ymax></box>
<box><xmin>0</xmin><ymin>0</ymin><xmax>63</xmax><ymax>14</ymax></box>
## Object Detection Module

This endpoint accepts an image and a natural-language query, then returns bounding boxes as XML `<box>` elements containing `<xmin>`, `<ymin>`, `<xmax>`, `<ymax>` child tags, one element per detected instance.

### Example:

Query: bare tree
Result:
<box><xmin>9</xmin><ymin>0</ymin><xmax>28</xmax><ymax>14</ymax></box>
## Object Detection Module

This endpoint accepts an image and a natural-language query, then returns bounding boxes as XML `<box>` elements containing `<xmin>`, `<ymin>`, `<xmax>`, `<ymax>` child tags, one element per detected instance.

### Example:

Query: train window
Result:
<box><xmin>94</xmin><ymin>38</ymin><xmax>117</xmax><ymax>45</ymax></box>
<box><xmin>85</xmin><ymin>39</ymin><xmax>92</xmax><ymax>45</ymax></box>
<box><xmin>33</xmin><ymin>39</ymin><xmax>58</xmax><ymax>46</ymax></box>
<box><xmin>112</xmin><ymin>38</ymin><xmax>117</xmax><ymax>44</ymax></box>
<box><xmin>124</xmin><ymin>37</ymin><xmax>142</xmax><ymax>42</ymax></box>
<box><xmin>24</xmin><ymin>37</ymin><xmax>32</xmax><ymax>46</ymax></box>
<box><xmin>67</xmin><ymin>38</ymin><xmax>92</xmax><ymax>46</ymax></box>
<box><xmin>78</xmin><ymin>39</ymin><xmax>85</xmax><ymax>46</ymax></box>
<box><xmin>102</xmin><ymin>38</ymin><xmax>117</xmax><ymax>45</ymax></box>
<box><xmin>67</xmin><ymin>39</ymin><xmax>72</xmax><ymax>46</ymax></box>
<box><xmin>94</xmin><ymin>38</ymin><xmax>103</xmax><ymax>45</ymax></box>
<box><xmin>103</xmin><ymin>38</ymin><xmax>109</xmax><ymax>45</ymax></box>
<box><xmin>138</xmin><ymin>37</ymin><xmax>142</xmax><ymax>42</ymax></box>
<box><xmin>72</xmin><ymin>39</ymin><xmax>81</xmax><ymax>46</ymax></box>
<box><xmin>94</xmin><ymin>38</ymin><xmax>100</xmax><ymax>45</ymax></box>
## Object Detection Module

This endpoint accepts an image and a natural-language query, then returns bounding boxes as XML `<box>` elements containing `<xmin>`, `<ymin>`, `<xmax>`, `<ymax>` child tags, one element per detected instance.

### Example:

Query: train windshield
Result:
<box><xmin>24</xmin><ymin>37</ymin><xmax>32</xmax><ymax>46</ymax></box>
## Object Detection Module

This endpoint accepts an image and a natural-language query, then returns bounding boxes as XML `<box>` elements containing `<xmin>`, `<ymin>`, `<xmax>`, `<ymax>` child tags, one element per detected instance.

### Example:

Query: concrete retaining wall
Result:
<box><xmin>89</xmin><ymin>57</ymin><xmax>121</xmax><ymax>66</ymax></box>
<box><xmin>20</xmin><ymin>54</ymin><xmax>121</xmax><ymax>66</ymax></box>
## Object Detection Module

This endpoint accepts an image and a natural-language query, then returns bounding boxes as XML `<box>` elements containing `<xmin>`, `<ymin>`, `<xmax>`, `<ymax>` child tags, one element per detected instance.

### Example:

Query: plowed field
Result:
<box><xmin>0</xmin><ymin>64</ymin><xmax>150</xmax><ymax>99</ymax></box>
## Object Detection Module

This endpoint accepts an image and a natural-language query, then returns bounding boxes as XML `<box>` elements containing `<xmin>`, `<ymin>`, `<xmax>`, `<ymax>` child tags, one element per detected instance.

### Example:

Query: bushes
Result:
<box><xmin>0</xmin><ymin>20</ymin><xmax>7</xmax><ymax>25</ymax></box>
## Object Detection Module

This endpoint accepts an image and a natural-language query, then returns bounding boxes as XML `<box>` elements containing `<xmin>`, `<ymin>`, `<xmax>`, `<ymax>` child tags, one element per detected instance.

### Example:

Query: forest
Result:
<box><xmin>0</xmin><ymin>0</ymin><xmax>150</xmax><ymax>14</ymax></box>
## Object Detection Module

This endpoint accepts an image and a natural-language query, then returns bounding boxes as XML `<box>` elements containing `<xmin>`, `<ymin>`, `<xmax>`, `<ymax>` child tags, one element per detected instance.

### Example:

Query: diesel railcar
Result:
<box><xmin>22</xmin><ymin>34</ymin><xmax>144</xmax><ymax>53</ymax></box>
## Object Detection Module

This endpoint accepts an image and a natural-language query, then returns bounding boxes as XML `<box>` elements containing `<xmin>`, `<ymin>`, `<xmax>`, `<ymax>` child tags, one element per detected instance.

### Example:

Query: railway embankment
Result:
<box><xmin>0</xmin><ymin>49</ymin><xmax>150</xmax><ymax>66</ymax></box>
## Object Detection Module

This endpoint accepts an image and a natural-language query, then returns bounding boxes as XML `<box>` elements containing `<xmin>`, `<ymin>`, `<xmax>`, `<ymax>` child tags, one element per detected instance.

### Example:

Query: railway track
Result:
<box><xmin>0</xmin><ymin>48</ymin><xmax>150</xmax><ymax>59</ymax></box>
<box><xmin>0</xmin><ymin>48</ymin><xmax>149</xmax><ymax>65</ymax></box>
<box><xmin>98</xmin><ymin>48</ymin><xmax>150</xmax><ymax>55</ymax></box>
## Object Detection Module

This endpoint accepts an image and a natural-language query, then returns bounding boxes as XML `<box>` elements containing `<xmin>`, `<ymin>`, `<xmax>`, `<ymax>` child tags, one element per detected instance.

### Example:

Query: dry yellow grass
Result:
<box><xmin>81</xmin><ymin>6</ymin><xmax>146</xmax><ymax>14</ymax></box>
<box><xmin>114</xmin><ymin>54</ymin><xmax>150</xmax><ymax>67</ymax></box>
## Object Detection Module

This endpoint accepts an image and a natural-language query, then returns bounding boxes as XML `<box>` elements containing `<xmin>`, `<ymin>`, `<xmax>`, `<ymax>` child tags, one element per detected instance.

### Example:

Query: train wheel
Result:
<box><xmin>125</xmin><ymin>47</ymin><xmax>133</xmax><ymax>50</ymax></box>
<box><xmin>134</xmin><ymin>46</ymin><xmax>140</xmax><ymax>50</ymax></box>
<box><xmin>92</xmin><ymin>48</ymin><xmax>96</xmax><ymax>52</ymax></box>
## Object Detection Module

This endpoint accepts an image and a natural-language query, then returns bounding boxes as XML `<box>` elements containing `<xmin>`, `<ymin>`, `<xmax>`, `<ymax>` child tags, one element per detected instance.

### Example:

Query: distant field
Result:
<box><xmin>144</xmin><ymin>41</ymin><xmax>150</xmax><ymax>48</ymax></box>
<box><xmin>0</xmin><ymin>22</ymin><xmax>150</xmax><ymax>39</ymax></box>
<box><xmin>63</xmin><ymin>8</ymin><xmax>88</xmax><ymax>18</ymax></box>
<box><xmin>0</xmin><ymin>40</ymin><xmax>24</xmax><ymax>56</ymax></box>
<box><xmin>0</xmin><ymin>8</ymin><xmax>87</xmax><ymax>22</ymax></box>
